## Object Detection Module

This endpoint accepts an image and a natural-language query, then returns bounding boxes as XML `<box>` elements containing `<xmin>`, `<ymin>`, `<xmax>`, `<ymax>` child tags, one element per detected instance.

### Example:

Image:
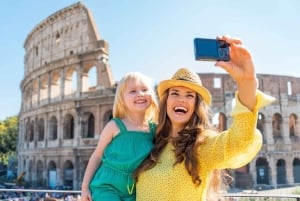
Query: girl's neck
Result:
<box><xmin>122</xmin><ymin>115</ymin><xmax>149</xmax><ymax>131</ymax></box>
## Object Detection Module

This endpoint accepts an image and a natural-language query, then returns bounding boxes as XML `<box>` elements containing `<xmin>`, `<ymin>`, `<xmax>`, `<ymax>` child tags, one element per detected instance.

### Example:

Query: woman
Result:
<box><xmin>134</xmin><ymin>35</ymin><xmax>275</xmax><ymax>201</ymax></box>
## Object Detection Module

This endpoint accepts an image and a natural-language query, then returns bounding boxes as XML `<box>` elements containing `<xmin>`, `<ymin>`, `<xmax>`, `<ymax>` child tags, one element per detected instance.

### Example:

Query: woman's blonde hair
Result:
<box><xmin>112</xmin><ymin>72</ymin><xmax>158</xmax><ymax>122</ymax></box>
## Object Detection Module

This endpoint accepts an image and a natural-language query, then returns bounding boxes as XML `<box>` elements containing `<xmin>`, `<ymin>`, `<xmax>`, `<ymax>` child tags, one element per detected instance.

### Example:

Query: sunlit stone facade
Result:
<box><xmin>200</xmin><ymin>73</ymin><xmax>300</xmax><ymax>190</ymax></box>
<box><xmin>18</xmin><ymin>2</ymin><xmax>115</xmax><ymax>189</ymax></box>
<box><xmin>18</xmin><ymin>2</ymin><xmax>300</xmax><ymax>191</ymax></box>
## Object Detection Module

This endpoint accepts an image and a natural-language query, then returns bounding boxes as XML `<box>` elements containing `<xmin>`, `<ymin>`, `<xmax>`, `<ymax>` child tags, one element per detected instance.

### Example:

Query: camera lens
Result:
<box><xmin>218</xmin><ymin>48</ymin><xmax>228</xmax><ymax>58</ymax></box>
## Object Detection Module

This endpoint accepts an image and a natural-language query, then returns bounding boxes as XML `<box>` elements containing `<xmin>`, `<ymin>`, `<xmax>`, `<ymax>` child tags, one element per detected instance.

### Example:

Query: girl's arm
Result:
<box><xmin>80</xmin><ymin>120</ymin><xmax>119</xmax><ymax>201</ymax></box>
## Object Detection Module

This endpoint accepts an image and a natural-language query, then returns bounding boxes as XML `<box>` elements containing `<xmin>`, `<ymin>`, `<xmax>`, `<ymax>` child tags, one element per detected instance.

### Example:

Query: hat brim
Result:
<box><xmin>157</xmin><ymin>79</ymin><xmax>212</xmax><ymax>105</ymax></box>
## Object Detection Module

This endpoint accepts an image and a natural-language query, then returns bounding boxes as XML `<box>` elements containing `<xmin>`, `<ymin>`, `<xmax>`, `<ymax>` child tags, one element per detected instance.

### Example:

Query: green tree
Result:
<box><xmin>0</xmin><ymin>116</ymin><xmax>18</xmax><ymax>164</ymax></box>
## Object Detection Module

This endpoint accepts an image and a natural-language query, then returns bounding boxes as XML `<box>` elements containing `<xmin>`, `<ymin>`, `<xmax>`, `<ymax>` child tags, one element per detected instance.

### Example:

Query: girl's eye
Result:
<box><xmin>130</xmin><ymin>90</ymin><xmax>136</xmax><ymax>93</ymax></box>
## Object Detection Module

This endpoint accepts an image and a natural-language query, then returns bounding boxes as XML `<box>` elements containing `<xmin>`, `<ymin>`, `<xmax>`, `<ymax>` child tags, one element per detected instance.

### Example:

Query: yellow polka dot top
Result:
<box><xmin>136</xmin><ymin>91</ymin><xmax>275</xmax><ymax>201</ymax></box>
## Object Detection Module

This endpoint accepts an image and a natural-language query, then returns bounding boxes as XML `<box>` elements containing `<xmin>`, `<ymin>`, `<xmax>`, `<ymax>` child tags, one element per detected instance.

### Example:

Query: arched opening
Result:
<box><xmin>63</xmin><ymin>114</ymin><xmax>74</xmax><ymax>139</ymax></box>
<box><xmin>29</xmin><ymin>120</ymin><xmax>35</xmax><ymax>142</ymax></box>
<box><xmin>49</xmin><ymin>116</ymin><xmax>58</xmax><ymax>140</ymax></box>
<box><xmin>36</xmin><ymin>160</ymin><xmax>43</xmax><ymax>186</ymax></box>
<box><xmin>48</xmin><ymin>161</ymin><xmax>57</xmax><ymax>188</ymax></box>
<box><xmin>63</xmin><ymin>160</ymin><xmax>74</xmax><ymax>189</ymax></box>
<box><xmin>256</xmin><ymin>157</ymin><xmax>269</xmax><ymax>184</ymax></box>
<box><xmin>37</xmin><ymin>118</ymin><xmax>45</xmax><ymax>141</ymax></box>
<box><xmin>272</xmin><ymin>113</ymin><xmax>283</xmax><ymax>139</ymax></box>
<box><xmin>81</xmin><ymin>112</ymin><xmax>95</xmax><ymax>138</ymax></box>
<box><xmin>289</xmin><ymin>113</ymin><xmax>298</xmax><ymax>137</ymax></box>
<box><xmin>293</xmin><ymin>158</ymin><xmax>300</xmax><ymax>183</ymax></box>
<box><xmin>257</xmin><ymin>113</ymin><xmax>266</xmax><ymax>143</ymax></box>
<box><xmin>277</xmin><ymin>159</ymin><xmax>287</xmax><ymax>185</ymax></box>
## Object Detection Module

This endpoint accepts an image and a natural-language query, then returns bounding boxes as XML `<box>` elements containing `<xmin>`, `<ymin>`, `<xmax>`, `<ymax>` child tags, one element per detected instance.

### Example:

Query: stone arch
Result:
<box><xmin>28</xmin><ymin>160</ymin><xmax>33</xmax><ymax>185</ymax></box>
<box><xmin>65</xmin><ymin>66</ymin><xmax>77</xmax><ymax>96</ymax></box>
<box><xmin>24</xmin><ymin>87</ymin><xmax>32</xmax><ymax>110</ymax></box>
<box><xmin>82</xmin><ymin>65</ymin><xmax>97</xmax><ymax>92</ymax></box>
<box><xmin>272</xmin><ymin>113</ymin><xmax>283</xmax><ymax>139</ymax></box>
<box><xmin>48</xmin><ymin>161</ymin><xmax>57</xmax><ymax>188</ymax></box>
<box><xmin>49</xmin><ymin>116</ymin><xmax>58</xmax><ymax>140</ymax></box>
<box><xmin>277</xmin><ymin>159</ymin><xmax>287</xmax><ymax>185</ymax></box>
<box><xmin>29</xmin><ymin>120</ymin><xmax>35</xmax><ymax>142</ymax></box>
<box><xmin>218</xmin><ymin>112</ymin><xmax>227</xmax><ymax>131</ymax></box>
<box><xmin>257</xmin><ymin>113</ymin><xmax>266</xmax><ymax>143</ymax></box>
<box><xmin>36</xmin><ymin>160</ymin><xmax>43</xmax><ymax>186</ymax></box>
<box><xmin>32</xmin><ymin>79</ymin><xmax>39</xmax><ymax>106</ymax></box>
<box><xmin>25</xmin><ymin>120</ymin><xmax>31</xmax><ymax>142</ymax></box>
<box><xmin>63</xmin><ymin>160</ymin><xmax>74</xmax><ymax>188</ymax></box>
<box><xmin>293</xmin><ymin>158</ymin><xmax>300</xmax><ymax>183</ymax></box>
<box><xmin>40</xmin><ymin>74</ymin><xmax>49</xmax><ymax>103</ymax></box>
<box><xmin>256</xmin><ymin>157</ymin><xmax>269</xmax><ymax>184</ymax></box>
<box><xmin>103</xmin><ymin>110</ymin><xmax>113</xmax><ymax>126</ymax></box>
<box><xmin>63</xmin><ymin>114</ymin><xmax>74</xmax><ymax>139</ymax></box>
<box><xmin>82</xmin><ymin>112</ymin><xmax>95</xmax><ymax>138</ymax></box>
<box><xmin>50</xmin><ymin>69</ymin><xmax>61</xmax><ymax>100</ymax></box>
<box><xmin>37</xmin><ymin>118</ymin><xmax>45</xmax><ymax>141</ymax></box>
<box><xmin>289</xmin><ymin>113</ymin><xmax>298</xmax><ymax>137</ymax></box>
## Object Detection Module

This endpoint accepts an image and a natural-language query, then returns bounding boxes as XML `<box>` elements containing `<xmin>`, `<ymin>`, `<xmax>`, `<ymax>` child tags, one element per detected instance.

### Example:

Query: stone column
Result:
<box><xmin>60</xmin><ymin>68</ymin><xmax>65</xmax><ymax>101</ymax></box>
<box><xmin>269</xmin><ymin>156</ymin><xmax>277</xmax><ymax>188</ymax></box>
<box><xmin>265</xmin><ymin>119</ymin><xmax>275</xmax><ymax>151</ymax></box>
<box><xmin>282</xmin><ymin>118</ymin><xmax>291</xmax><ymax>149</ymax></box>
<box><xmin>249</xmin><ymin>161</ymin><xmax>257</xmax><ymax>186</ymax></box>
<box><xmin>37</xmin><ymin>76</ymin><xmax>41</xmax><ymax>106</ymax></box>
<box><xmin>48</xmin><ymin>72</ymin><xmax>51</xmax><ymax>104</ymax></box>
<box><xmin>45</xmin><ymin>113</ymin><xmax>49</xmax><ymax>148</ymax></box>
<box><xmin>286</xmin><ymin>157</ymin><xmax>294</xmax><ymax>185</ymax></box>
<box><xmin>76</xmin><ymin>63</ymin><xmax>83</xmax><ymax>97</ymax></box>
<box><xmin>95</xmin><ymin>105</ymin><xmax>101</xmax><ymax>137</ymax></box>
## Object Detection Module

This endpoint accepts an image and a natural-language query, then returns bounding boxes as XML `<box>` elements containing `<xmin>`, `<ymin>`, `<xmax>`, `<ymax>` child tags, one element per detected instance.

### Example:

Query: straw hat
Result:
<box><xmin>157</xmin><ymin>68</ymin><xmax>212</xmax><ymax>105</ymax></box>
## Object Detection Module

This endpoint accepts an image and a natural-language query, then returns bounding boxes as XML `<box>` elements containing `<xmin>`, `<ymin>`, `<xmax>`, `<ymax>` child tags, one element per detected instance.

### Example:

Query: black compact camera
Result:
<box><xmin>194</xmin><ymin>38</ymin><xmax>230</xmax><ymax>61</ymax></box>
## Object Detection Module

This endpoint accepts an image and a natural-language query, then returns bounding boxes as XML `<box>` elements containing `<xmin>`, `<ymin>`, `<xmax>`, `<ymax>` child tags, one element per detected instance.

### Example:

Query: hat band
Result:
<box><xmin>176</xmin><ymin>78</ymin><xmax>199</xmax><ymax>84</ymax></box>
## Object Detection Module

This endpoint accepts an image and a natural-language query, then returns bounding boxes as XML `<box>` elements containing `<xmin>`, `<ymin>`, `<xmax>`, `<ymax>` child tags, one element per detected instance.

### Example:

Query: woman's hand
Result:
<box><xmin>215</xmin><ymin>35</ymin><xmax>257</xmax><ymax>111</ymax></box>
<box><xmin>215</xmin><ymin>35</ymin><xmax>256</xmax><ymax>83</ymax></box>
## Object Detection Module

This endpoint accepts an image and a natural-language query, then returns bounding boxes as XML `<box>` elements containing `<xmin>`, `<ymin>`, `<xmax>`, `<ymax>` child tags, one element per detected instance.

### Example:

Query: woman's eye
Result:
<box><xmin>187</xmin><ymin>94</ymin><xmax>195</xmax><ymax>98</ymax></box>
<box><xmin>170</xmin><ymin>92</ymin><xmax>178</xmax><ymax>96</ymax></box>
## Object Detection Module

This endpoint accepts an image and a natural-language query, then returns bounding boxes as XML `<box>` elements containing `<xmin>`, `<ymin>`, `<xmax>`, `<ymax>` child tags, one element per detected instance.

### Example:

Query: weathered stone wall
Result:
<box><xmin>18</xmin><ymin>2</ymin><xmax>300</xmax><ymax>191</ymax></box>
<box><xmin>18</xmin><ymin>2</ymin><xmax>114</xmax><ymax>190</ymax></box>
<box><xmin>198</xmin><ymin>73</ymin><xmax>300</xmax><ymax>189</ymax></box>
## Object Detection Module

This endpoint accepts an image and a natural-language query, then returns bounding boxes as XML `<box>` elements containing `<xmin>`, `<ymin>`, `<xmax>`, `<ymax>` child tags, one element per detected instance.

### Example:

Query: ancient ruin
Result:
<box><xmin>18</xmin><ymin>2</ymin><xmax>300</xmax><ymax>190</ymax></box>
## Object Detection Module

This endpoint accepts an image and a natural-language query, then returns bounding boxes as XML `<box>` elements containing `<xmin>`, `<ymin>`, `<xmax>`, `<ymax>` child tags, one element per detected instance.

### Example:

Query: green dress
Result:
<box><xmin>90</xmin><ymin>118</ymin><xmax>156</xmax><ymax>201</ymax></box>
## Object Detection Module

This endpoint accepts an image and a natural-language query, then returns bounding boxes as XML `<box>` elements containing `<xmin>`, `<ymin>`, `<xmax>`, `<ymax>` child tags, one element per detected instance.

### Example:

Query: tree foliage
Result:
<box><xmin>0</xmin><ymin>116</ymin><xmax>18</xmax><ymax>164</ymax></box>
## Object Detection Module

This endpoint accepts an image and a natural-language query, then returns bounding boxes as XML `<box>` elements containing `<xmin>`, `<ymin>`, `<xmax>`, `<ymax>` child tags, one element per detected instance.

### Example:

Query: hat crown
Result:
<box><xmin>172</xmin><ymin>68</ymin><xmax>202</xmax><ymax>86</ymax></box>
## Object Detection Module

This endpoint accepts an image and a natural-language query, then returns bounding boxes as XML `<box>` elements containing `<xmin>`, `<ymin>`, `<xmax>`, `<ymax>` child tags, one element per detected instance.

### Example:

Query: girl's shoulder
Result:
<box><xmin>102</xmin><ymin>119</ymin><xmax>120</xmax><ymax>138</ymax></box>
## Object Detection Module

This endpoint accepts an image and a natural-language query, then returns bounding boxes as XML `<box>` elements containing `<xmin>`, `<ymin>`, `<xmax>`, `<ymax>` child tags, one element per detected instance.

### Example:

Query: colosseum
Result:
<box><xmin>18</xmin><ymin>2</ymin><xmax>300</xmax><ymax>191</ymax></box>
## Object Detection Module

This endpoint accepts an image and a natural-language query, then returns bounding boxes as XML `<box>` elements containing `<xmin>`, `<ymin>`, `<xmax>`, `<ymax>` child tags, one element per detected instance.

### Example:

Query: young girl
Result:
<box><xmin>81</xmin><ymin>72</ymin><xmax>158</xmax><ymax>201</ymax></box>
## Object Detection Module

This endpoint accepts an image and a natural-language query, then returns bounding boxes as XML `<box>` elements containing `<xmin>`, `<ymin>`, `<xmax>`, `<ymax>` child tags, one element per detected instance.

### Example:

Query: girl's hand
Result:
<box><xmin>80</xmin><ymin>189</ymin><xmax>92</xmax><ymax>201</ymax></box>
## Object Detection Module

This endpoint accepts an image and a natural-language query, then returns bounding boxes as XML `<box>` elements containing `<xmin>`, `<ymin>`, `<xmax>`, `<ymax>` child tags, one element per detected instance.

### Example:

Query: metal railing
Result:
<box><xmin>1</xmin><ymin>188</ymin><xmax>300</xmax><ymax>201</ymax></box>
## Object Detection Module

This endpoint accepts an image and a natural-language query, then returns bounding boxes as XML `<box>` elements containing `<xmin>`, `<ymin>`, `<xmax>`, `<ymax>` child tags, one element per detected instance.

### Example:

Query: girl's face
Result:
<box><xmin>167</xmin><ymin>86</ymin><xmax>196</xmax><ymax>128</ymax></box>
<box><xmin>123</xmin><ymin>79</ymin><xmax>152</xmax><ymax>113</ymax></box>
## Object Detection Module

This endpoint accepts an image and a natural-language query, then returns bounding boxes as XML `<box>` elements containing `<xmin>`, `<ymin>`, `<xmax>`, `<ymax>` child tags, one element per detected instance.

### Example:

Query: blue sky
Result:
<box><xmin>0</xmin><ymin>0</ymin><xmax>300</xmax><ymax>121</ymax></box>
